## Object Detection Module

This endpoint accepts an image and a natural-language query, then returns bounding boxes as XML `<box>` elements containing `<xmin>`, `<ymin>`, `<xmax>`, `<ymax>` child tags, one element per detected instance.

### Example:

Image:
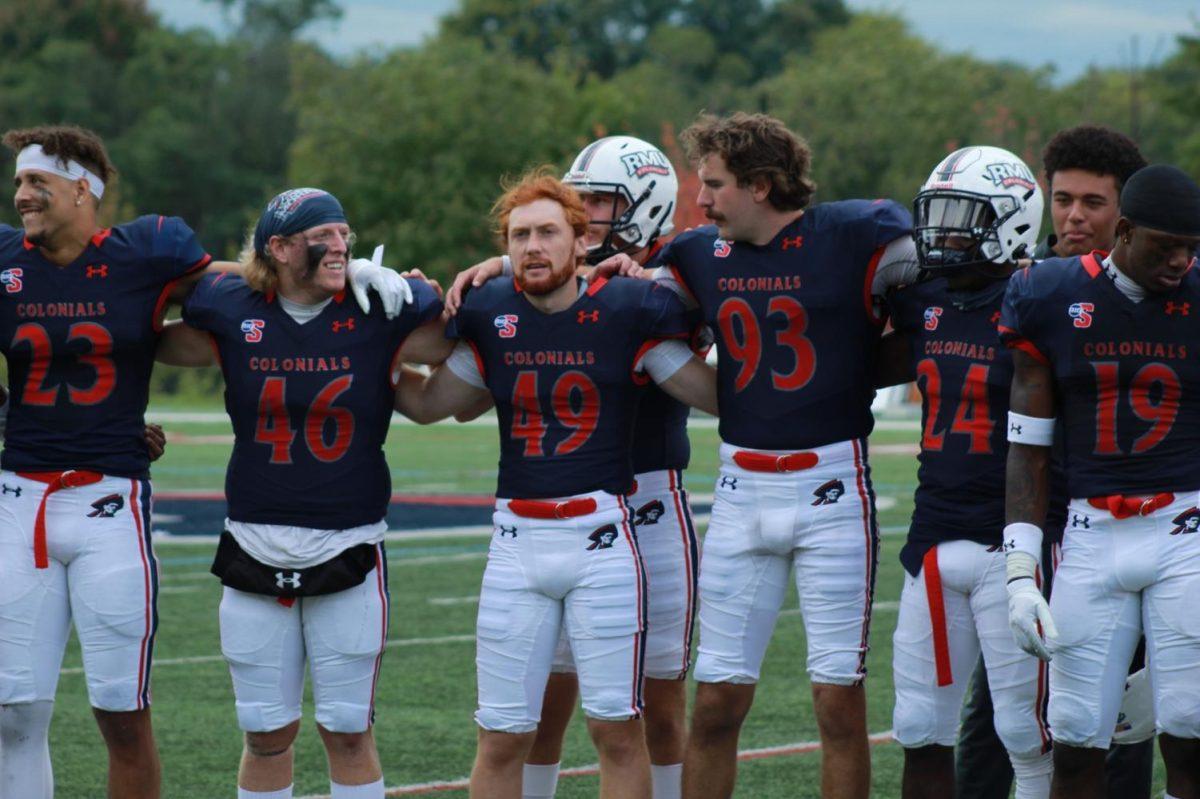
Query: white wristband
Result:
<box><xmin>1007</xmin><ymin>411</ymin><xmax>1055</xmax><ymax>446</ymax></box>
<box><xmin>1003</xmin><ymin>522</ymin><xmax>1043</xmax><ymax>559</ymax></box>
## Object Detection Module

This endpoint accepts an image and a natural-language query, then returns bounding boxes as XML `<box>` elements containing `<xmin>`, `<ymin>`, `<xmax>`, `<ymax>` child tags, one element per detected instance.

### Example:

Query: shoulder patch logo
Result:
<box><xmin>587</xmin><ymin>523</ymin><xmax>619</xmax><ymax>550</ymax></box>
<box><xmin>713</xmin><ymin>239</ymin><xmax>732</xmax><ymax>258</ymax></box>
<box><xmin>923</xmin><ymin>306</ymin><xmax>943</xmax><ymax>330</ymax></box>
<box><xmin>494</xmin><ymin>314</ymin><xmax>519</xmax><ymax>338</ymax></box>
<box><xmin>0</xmin><ymin>267</ymin><xmax>22</xmax><ymax>293</ymax></box>
<box><xmin>1068</xmin><ymin>302</ymin><xmax>1094</xmax><ymax>329</ymax></box>
<box><xmin>88</xmin><ymin>493</ymin><xmax>124</xmax><ymax>518</ymax></box>
<box><xmin>241</xmin><ymin>319</ymin><xmax>265</xmax><ymax>342</ymax></box>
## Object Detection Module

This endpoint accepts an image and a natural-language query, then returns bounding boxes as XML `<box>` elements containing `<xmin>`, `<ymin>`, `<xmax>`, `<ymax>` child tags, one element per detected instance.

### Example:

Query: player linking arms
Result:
<box><xmin>1001</xmin><ymin>165</ymin><xmax>1200</xmax><ymax>799</ymax></box>
<box><xmin>879</xmin><ymin>147</ymin><xmax>1058</xmax><ymax>799</ymax></box>
<box><xmin>396</xmin><ymin>170</ymin><xmax>715</xmax><ymax>799</ymax></box>
<box><xmin>156</xmin><ymin>188</ymin><xmax>449</xmax><ymax>799</ymax></box>
<box><xmin>447</xmin><ymin>135</ymin><xmax>698</xmax><ymax>799</ymax></box>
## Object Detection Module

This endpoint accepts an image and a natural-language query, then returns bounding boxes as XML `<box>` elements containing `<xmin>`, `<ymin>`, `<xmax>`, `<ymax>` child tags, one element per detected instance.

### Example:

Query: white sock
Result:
<box><xmin>331</xmin><ymin>778</ymin><xmax>385</xmax><ymax>798</ymax></box>
<box><xmin>238</xmin><ymin>786</ymin><xmax>293</xmax><ymax>799</ymax></box>
<box><xmin>0</xmin><ymin>701</ymin><xmax>55</xmax><ymax>799</ymax></box>
<box><xmin>651</xmin><ymin>763</ymin><xmax>683</xmax><ymax>799</ymax></box>
<box><xmin>1010</xmin><ymin>750</ymin><xmax>1053</xmax><ymax>799</ymax></box>
<box><xmin>522</xmin><ymin>762</ymin><xmax>560</xmax><ymax>799</ymax></box>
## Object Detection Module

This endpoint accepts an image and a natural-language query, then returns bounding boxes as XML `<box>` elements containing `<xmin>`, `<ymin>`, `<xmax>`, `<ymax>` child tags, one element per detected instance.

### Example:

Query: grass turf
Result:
<box><xmin>45</xmin><ymin>415</ymin><xmax>1165</xmax><ymax>797</ymax></box>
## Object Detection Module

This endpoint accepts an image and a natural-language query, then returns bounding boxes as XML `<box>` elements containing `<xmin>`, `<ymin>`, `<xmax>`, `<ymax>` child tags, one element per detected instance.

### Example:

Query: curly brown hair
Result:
<box><xmin>680</xmin><ymin>113</ymin><xmax>816</xmax><ymax>211</ymax></box>
<box><xmin>1042</xmin><ymin>125</ymin><xmax>1145</xmax><ymax>192</ymax></box>
<box><xmin>2</xmin><ymin>125</ymin><xmax>117</xmax><ymax>188</ymax></box>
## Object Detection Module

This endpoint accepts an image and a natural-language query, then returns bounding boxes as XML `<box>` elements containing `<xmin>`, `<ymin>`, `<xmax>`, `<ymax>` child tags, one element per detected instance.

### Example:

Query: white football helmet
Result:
<box><xmin>563</xmin><ymin>135</ymin><xmax>678</xmax><ymax>263</ymax></box>
<box><xmin>914</xmin><ymin>145</ymin><xmax>1043</xmax><ymax>272</ymax></box>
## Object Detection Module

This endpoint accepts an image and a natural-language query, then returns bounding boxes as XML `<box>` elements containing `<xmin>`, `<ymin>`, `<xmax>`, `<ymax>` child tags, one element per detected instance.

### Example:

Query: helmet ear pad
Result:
<box><xmin>914</xmin><ymin>145</ymin><xmax>1043</xmax><ymax>273</ymax></box>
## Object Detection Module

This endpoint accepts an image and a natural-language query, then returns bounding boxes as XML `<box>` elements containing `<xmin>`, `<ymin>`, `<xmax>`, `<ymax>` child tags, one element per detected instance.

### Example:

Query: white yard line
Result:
<box><xmin>296</xmin><ymin>730</ymin><xmax>896</xmax><ymax>798</ymax></box>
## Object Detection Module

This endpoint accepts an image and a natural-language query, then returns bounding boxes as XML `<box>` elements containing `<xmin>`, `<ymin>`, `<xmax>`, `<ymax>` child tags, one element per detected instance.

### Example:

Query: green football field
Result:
<box><xmin>46</xmin><ymin>415</ymin><xmax>1166</xmax><ymax>797</ymax></box>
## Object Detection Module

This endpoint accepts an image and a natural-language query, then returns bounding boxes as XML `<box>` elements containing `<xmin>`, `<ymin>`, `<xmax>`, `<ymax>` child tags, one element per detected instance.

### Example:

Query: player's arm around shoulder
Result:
<box><xmin>654</xmin><ymin>346</ymin><xmax>718</xmax><ymax>416</ymax></box>
<box><xmin>393</xmin><ymin>359</ymin><xmax>489</xmax><ymax>424</ymax></box>
<box><xmin>394</xmin><ymin>277</ymin><xmax>454</xmax><ymax>365</ymax></box>
<box><xmin>156</xmin><ymin>319</ymin><xmax>215</xmax><ymax>367</ymax></box>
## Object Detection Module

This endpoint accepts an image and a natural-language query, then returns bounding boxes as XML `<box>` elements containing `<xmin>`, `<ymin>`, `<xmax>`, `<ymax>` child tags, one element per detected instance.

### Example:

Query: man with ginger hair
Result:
<box><xmin>394</xmin><ymin>169</ymin><xmax>717</xmax><ymax>798</ymax></box>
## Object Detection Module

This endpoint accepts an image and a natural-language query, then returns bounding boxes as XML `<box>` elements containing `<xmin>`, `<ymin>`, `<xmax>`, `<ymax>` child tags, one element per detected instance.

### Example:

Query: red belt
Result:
<box><xmin>17</xmin><ymin>470</ymin><xmax>105</xmax><ymax>568</ymax></box>
<box><xmin>732</xmin><ymin>450</ymin><xmax>820</xmax><ymax>473</ymax></box>
<box><xmin>507</xmin><ymin>497</ymin><xmax>598</xmax><ymax>519</ymax></box>
<box><xmin>1087</xmin><ymin>492</ymin><xmax>1174</xmax><ymax>520</ymax></box>
<box><xmin>922</xmin><ymin>547</ymin><xmax>953</xmax><ymax>688</ymax></box>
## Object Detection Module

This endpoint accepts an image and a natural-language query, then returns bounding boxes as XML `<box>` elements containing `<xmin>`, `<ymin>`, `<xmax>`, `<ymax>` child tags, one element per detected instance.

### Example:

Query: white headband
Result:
<box><xmin>15</xmin><ymin>144</ymin><xmax>106</xmax><ymax>199</ymax></box>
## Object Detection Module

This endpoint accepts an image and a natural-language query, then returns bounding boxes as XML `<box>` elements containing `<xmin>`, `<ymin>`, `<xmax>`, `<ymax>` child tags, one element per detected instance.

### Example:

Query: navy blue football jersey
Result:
<box><xmin>630</xmin><ymin>244</ymin><xmax>691</xmax><ymax>474</ymax></box>
<box><xmin>1001</xmin><ymin>252</ymin><xmax>1200</xmax><ymax>497</ymax></box>
<box><xmin>0</xmin><ymin>217</ymin><xmax>210</xmax><ymax>477</ymax></box>
<box><xmin>183</xmin><ymin>273</ymin><xmax>442</xmax><ymax>528</ymax></box>
<box><xmin>657</xmin><ymin>200</ymin><xmax>911</xmax><ymax>449</ymax></box>
<box><xmin>890</xmin><ymin>277</ymin><xmax>1066</xmax><ymax>575</ymax></box>
<box><xmin>447</xmin><ymin>276</ymin><xmax>695</xmax><ymax>499</ymax></box>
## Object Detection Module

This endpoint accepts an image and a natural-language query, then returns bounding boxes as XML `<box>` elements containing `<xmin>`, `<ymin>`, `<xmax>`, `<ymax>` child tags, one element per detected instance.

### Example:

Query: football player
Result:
<box><xmin>1000</xmin><ymin>164</ymin><xmax>1200</xmax><ymax>799</ymax></box>
<box><xmin>880</xmin><ymin>146</ymin><xmax>1057</xmax><ymax>799</ymax></box>
<box><xmin>442</xmin><ymin>136</ymin><xmax>696</xmax><ymax>799</ymax></box>
<box><xmin>957</xmin><ymin>124</ymin><xmax>1153</xmax><ymax>799</ymax></box>
<box><xmin>0</xmin><ymin>122</ymin><xmax>411</xmax><ymax>799</ymax></box>
<box><xmin>154</xmin><ymin>187</ymin><xmax>449</xmax><ymax>799</ymax></box>
<box><xmin>394</xmin><ymin>169</ymin><xmax>717</xmax><ymax>799</ymax></box>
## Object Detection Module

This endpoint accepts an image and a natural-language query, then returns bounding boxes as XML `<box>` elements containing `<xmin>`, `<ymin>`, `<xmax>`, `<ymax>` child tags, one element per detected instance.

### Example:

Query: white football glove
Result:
<box><xmin>1112</xmin><ymin>667</ymin><xmax>1156</xmax><ymax>744</ymax></box>
<box><xmin>347</xmin><ymin>245</ymin><xmax>413</xmax><ymax>320</ymax></box>
<box><xmin>1007</xmin><ymin>550</ymin><xmax>1057</xmax><ymax>661</ymax></box>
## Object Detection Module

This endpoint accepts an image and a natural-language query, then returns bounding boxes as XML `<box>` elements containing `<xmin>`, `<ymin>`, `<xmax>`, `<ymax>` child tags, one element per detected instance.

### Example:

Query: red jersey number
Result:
<box><xmin>916</xmin><ymin>358</ymin><xmax>995</xmax><ymax>454</ymax></box>
<box><xmin>10</xmin><ymin>322</ymin><xmax>117</xmax><ymax>407</ymax></box>
<box><xmin>255</xmin><ymin>375</ymin><xmax>355</xmax><ymax>464</ymax></box>
<box><xmin>716</xmin><ymin>296</ymin><xmax>815</xmax><ymax>392</ymax></box>
<box><xmin>510</xmin><ymin>370</ymin><xmax>600</xmax><ymax>457</ymax></box>
<box><xmin>1092</xmin><ymin>361</ymin><xmax>1180</xmax><ymax>455</ymax></box>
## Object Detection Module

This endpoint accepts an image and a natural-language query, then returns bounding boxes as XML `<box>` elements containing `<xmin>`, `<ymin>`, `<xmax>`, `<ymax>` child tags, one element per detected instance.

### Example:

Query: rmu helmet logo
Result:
<box><xmin>713</xmin><ymin>239</ymin><xmax>732</xmax><ymax>258</ymax></box>
<box><xmin>984</xmin><ymin>161</ymin><xmax>1037</xmax><ymax>191</ymax></box>
<box><xmin>241</xmin><ymin>319</ymin><xmax>265</xmax><ymax>342</ymax></box>
<box><xmin>0</xmin><ymin>268</ymin><xmax>23</xmax><ymax>293</ymax></box>
<box><xmin>923</xmin><ymin>306</ymin><xmax>943</xmax><ymax>331</ymax></box>
<box><xmin>620</xmin><ymin>150</ymin><xmax>671</xmax><ymax>178</ymax></box>
<box><xmin>494</xmin><ymin>314</ymin><xmax>519</xmax><ymax>338</ymax></box>
<box><xmin>1068</xmin><ymin>302</ymin><xmax>1094</xmax><ymax>328</ymax></box>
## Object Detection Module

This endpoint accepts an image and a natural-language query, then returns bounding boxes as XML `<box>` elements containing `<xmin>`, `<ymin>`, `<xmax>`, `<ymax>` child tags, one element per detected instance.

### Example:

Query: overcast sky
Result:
<box><xmin>148</xmin><ymin>0</ymin><xmax>1197</xmax><ymax>83</ymax></box>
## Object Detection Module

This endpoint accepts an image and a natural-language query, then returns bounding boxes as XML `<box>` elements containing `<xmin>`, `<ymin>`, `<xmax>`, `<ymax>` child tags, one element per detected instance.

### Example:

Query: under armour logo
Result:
<box><xmin>331</xmin><ymin>319</ymin><xmax>355</xmax><ymax>333</ymax></box>
<box><xmin>1009</xmin><ymin>423</ymin><xmax>1023</xmax><ymax>435</ymax></box>
<box><xmin>719</xmin><ymin>476</ymin><xmax>738</xmax><ymax>490</ymax></box>
<box><xmin>498</xmin><ymin>525</ymin><xmax>518</xmax><ymax>538</ymax></box>
<box><xmin>275</xmin><ymin>571</ymin><xmax>302</xmax><ymax>589</ymax></box>
<box><xmin>1071</xmin><ymin>514</ymin><xmax>1090</xmax><ymax>529</ymax></box>
<box><xmin>85</xmin><ymin>264</ymin><xmax>108</xmax><ymax>279</ymax></box>
<box><xmin>1</xmin><ymin>484</ymin><xmax>21</xmax><ymax>497</ymax></box>
<box><xmin>1166</xmin><ymin>301</ymin><xmax>1190</xmax><ymax>316</ymax></box>
<box><xmin>577</xmin><ymin>310</ymin><xmax>599</xmax><ymax>324</ymax></box>
<box><xmin>781</xmin><ymin>236</ymin><xmax>804</xmax><ymax>250</ymax></box>
<box><xmin>990</xmin><ymin>311</ymin><xmax>1001</xmax><ymax>325</ymax></box>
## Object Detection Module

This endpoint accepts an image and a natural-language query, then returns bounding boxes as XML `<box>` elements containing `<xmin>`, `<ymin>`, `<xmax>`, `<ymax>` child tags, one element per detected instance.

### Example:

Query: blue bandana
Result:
<box><xmin>253</xmin><ymin>188</ymin><xmax>347</xmax><ymax>257</ymax></box>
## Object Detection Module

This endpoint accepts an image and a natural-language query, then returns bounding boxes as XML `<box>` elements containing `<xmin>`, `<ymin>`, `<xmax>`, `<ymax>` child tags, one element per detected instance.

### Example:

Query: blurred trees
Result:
<box><xmin>1</xmin><ymin>0</ymin><xmax>1198</xmax><ymax>282</ymax></box>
